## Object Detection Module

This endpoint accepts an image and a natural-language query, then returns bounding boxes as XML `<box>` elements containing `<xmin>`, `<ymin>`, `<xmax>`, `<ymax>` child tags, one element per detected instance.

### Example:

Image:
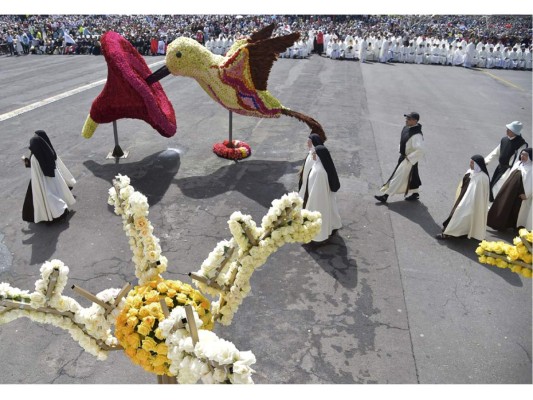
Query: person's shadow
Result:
<box><xmin>382</xmin><ymin>200</ymin><xmax>523</xmax><ymax>286</ymax></box>
<box><xmin>379</xmin><ymin>199</ymin><xmax>442</xmax><ymax>238</ymax></box>
<box><xmin>302</xmin><ymin>232</ymin><xmax>358</xmax><ymax>289</ymax></box>
<box><xmin>83</xmin><ymin>149</ymin><xmax>181</xmax><ymax>206</ymax></box>
<box><xmin>175</xmin><ymin>159</ymin><xmax>303</xmax><ymax>208</ymax></box>
<box><xmin>22</xmin><ymin>211</ymin><xmax>76</xmax><ymax>265</ymax></box>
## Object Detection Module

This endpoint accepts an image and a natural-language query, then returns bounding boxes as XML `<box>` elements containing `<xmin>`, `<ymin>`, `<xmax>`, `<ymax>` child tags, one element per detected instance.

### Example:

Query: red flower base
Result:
<box><xmin>213</xmin><ymin>140</ymin><xmax>252</xmax><ymax>160</ymax></box>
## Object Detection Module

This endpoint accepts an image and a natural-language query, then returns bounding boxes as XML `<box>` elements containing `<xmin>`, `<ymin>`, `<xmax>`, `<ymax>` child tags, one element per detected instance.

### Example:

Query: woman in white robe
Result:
<box><xmin>34</xmin><ymin>130</ymin><xmax>76</xmax><ymax>188</ymax></box>
<box><xmin>437</xmin><ymin>155</ymin><xmax>490</xmax><ymax>240</ymax></box>
<box><xmin>487</xmin><ymin>148</ymin><xmax>532</xmax><ymax>231</ymax></box>
<box><xmin>22</xmin><ymin>134</ymin><xmax>75</xmax><ymax>223</ymax></box>
<box><xmin>299</xmin><ymin>134</ymin><xmax>341</xmax><ymax>243</ymax></box>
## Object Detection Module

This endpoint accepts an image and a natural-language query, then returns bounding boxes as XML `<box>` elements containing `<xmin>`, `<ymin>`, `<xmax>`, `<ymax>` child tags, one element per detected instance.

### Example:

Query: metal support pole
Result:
<box><xmin>112</xmin><ymin>121</ymin><xmax>125</xmax><ymax>158</ymax></box>
<box><xmin>228</xmin><ymin>110</ymin><xmax>233</xmax><ymax>144</ymax></box>
<box><xmin>107</xmin><ymin>120</ymin><xmax>128</xmax><ymax>159</ymax></box>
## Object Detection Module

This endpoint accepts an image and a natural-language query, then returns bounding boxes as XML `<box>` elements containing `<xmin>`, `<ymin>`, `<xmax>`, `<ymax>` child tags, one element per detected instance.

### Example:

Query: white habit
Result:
<box><xmin>443</xmin><ymin>169</ymin><xmax>489</xmax><ymax>240</ymax></box>
<box><xmin>30</xmin><ymin>155</ymin><xmax>76</xmax><ymax>223</ymax></box>
<box><xmin>299</xmin><ymin>153</ymin><xmax>342</xmax><ymax>242</ymax></box>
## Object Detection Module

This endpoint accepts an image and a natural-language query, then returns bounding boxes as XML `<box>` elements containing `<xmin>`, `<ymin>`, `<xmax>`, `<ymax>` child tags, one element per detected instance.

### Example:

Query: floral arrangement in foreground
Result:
<box><xmin>0</xmin><ymin>174</ymin><xmax>321</xmax><ymax>384</ymax></box>
<box><xmin>0</xmin><ymin>259</ymin><xmax>124</xmax><ymax>360</ymax></box>
<box><xmin>213</xmin><ymin>139</ymin><xmax>252</xmax><ymax>160</ymax></box>
<box><xmin>475</xmin><ymin>229</ymin><xmax>532</xmax><ymax>278</ymax></box>
<box><xmin>190</xmin><ymin>191</ymin><xmax>322</xmax><ymax>325</ymax></box>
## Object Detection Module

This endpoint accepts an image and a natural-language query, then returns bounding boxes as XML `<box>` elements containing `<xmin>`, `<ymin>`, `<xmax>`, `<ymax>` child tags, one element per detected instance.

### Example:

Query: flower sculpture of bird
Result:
<box><xmin>146</xmin><ymin>23</ymin><xmax>327</xmax><ymax>142</ymax></box>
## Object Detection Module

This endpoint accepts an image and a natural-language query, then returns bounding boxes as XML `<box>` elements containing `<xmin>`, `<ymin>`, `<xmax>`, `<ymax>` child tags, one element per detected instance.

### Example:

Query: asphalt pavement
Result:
<box><xmin>0</xmin><ymin>51</ymin><xmax>531</xmax><ymax>385</ymax></box>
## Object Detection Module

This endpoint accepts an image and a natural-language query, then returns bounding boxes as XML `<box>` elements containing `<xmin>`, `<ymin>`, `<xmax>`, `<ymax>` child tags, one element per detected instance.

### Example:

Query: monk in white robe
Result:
<box><xmin>437</xmin><ymin>155</ymin><xmax>490</xmax><ymax>240</ymax></box>
<box><xmin>375</xmin><ymin>112</ymin><xmax>424</xmax><ymax>203</ymax></box>
<box><xmin>359</xmin><ymin>38</ymin><xmax>367</xmax><ymax>63</ymax></box>
<box><xmin>453</xmin><ymin>46</ymin><xmax>465</xmax><ymax>66</ymax></box>
<box><xmin>477</xmin><ymin>46</ymin><xmax>488</xmax><ymax>68</ymax></box>
<box><xmin>415</xmin><ymin>44</ymin><xmax>425</xmax><ymax>64</ymax></box>
<box><xmin>299</xmin><ymin>134</ymin><xmax>341</xmax><ymax>243</ymax></box>
<box><xmin>524</xmin><ymin>46</ymin><xmax>533</xmax><ymax>71</ymax></box>
<box><xmin>463</xmin><ymin>41</ymin><xmax>477</xmax><ymax>68</ymax></box>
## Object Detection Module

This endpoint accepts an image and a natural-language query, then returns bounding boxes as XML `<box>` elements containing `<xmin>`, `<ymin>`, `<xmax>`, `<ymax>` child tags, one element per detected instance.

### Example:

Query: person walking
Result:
<box><xmin>299</xmin><ymin>133</ymin><xmax>341</xmax><ymax>243</ymax></box>
<box><xmin>34</xmin><ymin>130</ymin><xmax>76</xmax><ymax>189</ymax></box>
<box><xmin>22</xmin><ymin>131</ymin><xmax>76</xmax><ymax>223</ymax></box>
<box><xmin>487</xmin><ymin>148</ymin><xmax>532</xmax><ymax>231</ymax></box>
<box><xmin>484</xmin><ymin>121</ymin><xmax>528</xmax><ymax>202</ymax></box>
<box><xmin>375</xmin><ymin>112</ymin><xmax>424</xmax><ymax>203</ymax></box>
<box><xmin>437</xmin><ymin>155</ymin><xmax>490</xmax><ymax>240</ymax></box>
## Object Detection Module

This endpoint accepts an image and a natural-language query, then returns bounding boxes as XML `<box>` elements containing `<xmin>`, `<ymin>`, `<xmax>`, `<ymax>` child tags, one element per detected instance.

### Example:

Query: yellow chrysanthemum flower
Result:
<box><xmin>521</xmin><ymin>268</ymin><xmax>532</xmax><ymax>278</ymax></box>
<box><xmin>115</xmin><ymin>278</ymin><xmax>212</xmax><ymax>376</ymax></box>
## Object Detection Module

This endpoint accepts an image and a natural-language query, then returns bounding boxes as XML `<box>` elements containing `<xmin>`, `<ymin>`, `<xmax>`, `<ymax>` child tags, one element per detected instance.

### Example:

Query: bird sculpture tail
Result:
<box><xmin>281</xmin><ymin>109</ymin><xmax>327</xmax><ymax>142</ymax></box>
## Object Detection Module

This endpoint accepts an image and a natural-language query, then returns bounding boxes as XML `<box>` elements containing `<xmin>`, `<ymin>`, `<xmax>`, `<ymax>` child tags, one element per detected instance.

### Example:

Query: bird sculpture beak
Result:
<box><xmin>146</xmin><ymin>65</ymin><xmax>171</xmax><ymax>84</ymax></box>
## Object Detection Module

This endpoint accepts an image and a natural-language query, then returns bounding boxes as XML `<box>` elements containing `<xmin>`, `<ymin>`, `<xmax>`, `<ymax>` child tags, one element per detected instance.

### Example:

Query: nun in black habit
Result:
<box><xmin>298</xmin><ymin>133</ymin><xmax>342</xmax><ymax>242</ymax></box>
<box><xmin>22</xmin><ymin>133</ymin><xmax>75</xmax><ymax>223</ymax></box>
<box><xmin>34</xmin><ymin>130</ymin><xmax>76</xmax><ymax>189</ymax></box>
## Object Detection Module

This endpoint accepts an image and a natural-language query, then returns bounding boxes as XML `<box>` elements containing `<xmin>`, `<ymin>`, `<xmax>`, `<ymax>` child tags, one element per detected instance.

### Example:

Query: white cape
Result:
<box><xmin>299</xmin><ymin>154</ymin><xmax>342</xmax><ymax>242</ymax></box>
<box><xmin>444</xmin><ymin>171</ymin><xmax>489</xmax><ymax>240</ymax></box>
<box><xmin>56</xmin><ymin>156</ymin><xmax>76</xmax><ymax>188</ymax></box>
<box><xmin>516</xmin><ymin>162</ymin><xmax>532</xmax><ymax>230</ymax></box>
<box><xmin>31</xmin><ymin>155</ymin><xmax>76</xmax><ymax>223</ymax></box>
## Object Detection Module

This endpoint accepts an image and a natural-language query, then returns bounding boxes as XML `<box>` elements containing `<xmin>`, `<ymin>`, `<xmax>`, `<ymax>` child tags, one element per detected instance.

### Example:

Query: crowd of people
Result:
<box><xmin>1</xmin><ymin>14</ymin><xmax>531</xmax><ymax>70</ymax></box>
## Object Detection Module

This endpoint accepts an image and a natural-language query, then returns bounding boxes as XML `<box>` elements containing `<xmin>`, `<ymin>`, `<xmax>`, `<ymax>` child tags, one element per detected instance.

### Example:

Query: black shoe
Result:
<box><xmin>436</xmin><ymin>233</ymin><xmax>449</xmax><ymax>240</ymax></box>
<box><xmin>374</xmin><ymin>194</ymin><xmax>388</xmax><ymax>203</ymax></box>
<box><xmin>405</xmin><ymin>193</ymin><xmax>419</xmax><ymax>201</ymax></box>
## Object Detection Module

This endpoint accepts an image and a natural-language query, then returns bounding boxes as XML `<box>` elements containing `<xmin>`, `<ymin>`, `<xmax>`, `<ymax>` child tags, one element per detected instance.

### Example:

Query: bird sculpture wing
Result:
<box><xmin>246</xmin><ymin>31</ymin><xmax>300</xmax><ymax>91</ymax></box>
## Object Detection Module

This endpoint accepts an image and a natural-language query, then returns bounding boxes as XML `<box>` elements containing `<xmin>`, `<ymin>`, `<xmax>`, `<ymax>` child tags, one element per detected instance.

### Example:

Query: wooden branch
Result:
<box><xmin>259</xmin><ymin>205</ymin><xmax>295</xmax><ymax>241</ymax></box>
<box><xmin>484</xmin><ymin>251</ymin><xmax>532</xmax><ymax>269</ymax></box>
<box><xmin>520</xmin><ymin>236</ymin><xmax>532</xmax><ymax>253</ymax></box>
<box><xmin>45</xmin><ymin>269</ymin><xmax>59</xmax><ymax>300</ymax></box>
<box><xmin>157</xmin><ymin>375</ymin><xmax>177</xmax><ymax>384</ymax></box>
<box><xmin>71</xmin><ymin>285</ymin><xmax>113</xmax><ymax>312</ymax></box>
<box><xmin>213</xmin><ymin>296</ymin><xmax>227</xmax><ymax>322</ymax></box>
<box><xmin>224</xmin><ymin>263</ymin><xmax>240</xmax><ymax>291</ymax></box>
<box><xmin>214</xmin><ymin>246</ymin><xmax>235</xmax><ymax>276</ymax></box>
<box><xmin>159</xmin><ymin>297</ymin><xmax>170</xmax><ymax>317</ymax></box>
<box><xmin>113</xmin><ymin>283</ymin><xmax>132</xmax><ymax>308</ymax></box>
<box><xmin>184</xmin><ymin>304</ymin><xmax>200</xmax><ymax>346</ymax></box>
<box><xmin>0</xmin><ymin>299</ymin><xmax>122</xmax><ymax>351</ymax></box>
<box><xmin>188</xmin><ymin>272</ymin><xmax>224</xmax><ymax>291</ymax></box>
<box><xmin>242</xmin><ymin>224</ymin><xmax>258</xmax><ymax>246</ymax></box>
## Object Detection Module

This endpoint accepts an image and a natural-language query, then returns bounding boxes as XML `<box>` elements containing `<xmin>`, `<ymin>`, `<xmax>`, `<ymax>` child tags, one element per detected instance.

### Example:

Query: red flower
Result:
<box><xmin>84</xmin><ymin>31</ymin><xmax>176</xmax><ymax>138</ymax></box>
<box><xmin>213</xmin><ymin>140</ymin><xmax>252</xmax><ymax>160</ymax></box>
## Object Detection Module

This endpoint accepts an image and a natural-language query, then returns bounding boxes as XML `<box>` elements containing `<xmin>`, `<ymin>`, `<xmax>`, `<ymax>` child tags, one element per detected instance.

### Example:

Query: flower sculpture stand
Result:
<box><xmin>106</xmin><ymin>120</ymin><xmax>129</xmax><ymax>159</ymax></box>
<box><xmin>0</xmin><ymin>174</ymin><xmax>322</xmax><ymax>384</ymax></box>
<box><xmin>475</xmin><ymin>229</ymin><xmax>532</xmax><ymax>278</ymax></box>
<box><xmin>213</xmin><ymin>111</ymin><xmax>252</xmax><ymax>161</ymax></box>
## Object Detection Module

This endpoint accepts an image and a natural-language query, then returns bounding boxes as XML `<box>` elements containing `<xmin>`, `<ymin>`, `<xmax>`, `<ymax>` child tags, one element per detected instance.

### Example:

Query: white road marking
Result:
<box><xmin>0</xmin><ymin>60</ymin><xmax>166</xmax><ymax>122</ymax></box>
